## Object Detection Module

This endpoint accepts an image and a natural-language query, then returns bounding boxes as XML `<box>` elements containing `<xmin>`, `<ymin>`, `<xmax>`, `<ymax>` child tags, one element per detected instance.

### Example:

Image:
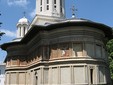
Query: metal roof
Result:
<box><xmin>1</xmin><ymin>19</ymin><xmax>113</xmax><ymax>50</ymax></box>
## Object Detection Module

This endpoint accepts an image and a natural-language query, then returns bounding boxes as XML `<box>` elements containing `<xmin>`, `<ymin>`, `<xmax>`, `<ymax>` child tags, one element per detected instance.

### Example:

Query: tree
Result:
<box><xmin>106</xmin><ymin>39</ymin><xmax>113</xmax><ymax>79</ymax></box>
<box><xmin>0</xmin><ymin>11</ymin><xmax>5</xmax><ymax>39</ymax></box>
<box><xmin>0</xmin><ymin>31</ymin><xmax>5</xmax><ymax>39</ymax></box>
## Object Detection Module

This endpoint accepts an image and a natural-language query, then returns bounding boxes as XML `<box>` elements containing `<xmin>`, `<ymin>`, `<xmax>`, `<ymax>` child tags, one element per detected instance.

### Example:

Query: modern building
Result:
<box><xmin>1</xmin><ymin>0</ymin><xmax>113</xmax><ymax>85</ymax></box>
<box><xmin>0</xmin><ymin>63</ymin><xmax>5</xmax><ymax>85</ymax></box>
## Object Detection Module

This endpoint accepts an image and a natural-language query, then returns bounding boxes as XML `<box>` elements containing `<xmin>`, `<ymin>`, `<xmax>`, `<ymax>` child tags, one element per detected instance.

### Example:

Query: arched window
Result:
<box><xmin>40</xmin><ymin>7</ymin><xmax>42</xmax><ymax>12</ymax></box>
<box><xmin>40</xmin><ymin>0</ymin><xmax>42</xmax><ymax>5</ymax></box>
<box><xmin>40</xmin><ymin>0</ymin><xmax>42</xmax><ymax>12</ymax></box>
<box><xmin>47</xmin><ymin>0</ymin><xmax>49</xmax><ymax>4</ymax></box>
<box><xmin>54</xmin><ymin>0</ymin><xmax>56</xmax><ymax>4</ymax></box>
<box><xmin>46</xmin><ymin>0</ymin><xmax>49</xmax><ymax>10</ymax></box>
<box><xmin>60</xmin><ymin>0</ymin><xmax>63</xmax><ymax>13</ymax></box>
<box><xmin>54</xmin><ymin>0</ymin><xmax>57</xmax><ymax>9</ymax></box>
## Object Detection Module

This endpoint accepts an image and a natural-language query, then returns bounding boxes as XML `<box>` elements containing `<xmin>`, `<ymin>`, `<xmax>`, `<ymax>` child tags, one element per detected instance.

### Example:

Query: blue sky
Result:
<box><xmin>0</xmin><ymin>0</ymin><xmax>113</xmax><ymax>62</ymax></box>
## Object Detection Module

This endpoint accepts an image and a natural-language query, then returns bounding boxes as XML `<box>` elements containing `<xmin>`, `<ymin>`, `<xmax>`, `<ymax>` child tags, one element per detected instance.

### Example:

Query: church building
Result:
<box><xmin>1</xmin><ymin>0</ymin><xmax>113</xmax><ymax>85</ymax></box>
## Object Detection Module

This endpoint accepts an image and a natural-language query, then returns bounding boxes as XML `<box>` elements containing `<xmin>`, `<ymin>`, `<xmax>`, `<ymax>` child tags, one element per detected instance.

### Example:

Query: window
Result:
<box><xmin>40</xmin><ymin>0</ymin><xmax>42</xmax><ymax>12</ymax></box>
<box><xmin>47</xmin><ymin>0</ymin><xmax>49</xmax><ymax>4</ymax></box>
<box><xmin>0</xmin><ymin>70</ymin><xmax>1</xmax><ymax>75</ymax></box>
<box><xmin>90</xmin><ymin>69</ymin><xmax>93</xmax><ymax>84</ymax></box>
<box><xmin>96</xmin><ymin>44</ymin><xmax>102</xmax><ymax>58</ymax></box>
<box><xmin>60</xmin><ymin>0</ymin><xmax>63</xmax><ymax>13</ymax></box>
<box><xmin>89</xmin><ymin>66</ymin><xmax>94</xmax><ymax>84</ymax></box>
<box><xmin>54</xmin><ymin>5</ymin><xmax>56</xmax><ymax>9</ymax></box>
<box><xmin>47</xmin><ymin>5</ymin><xmax>49</xmax><ymax>10</ymax></box>
<box><xmin>59</xmin><ymin>44</ymin><xmax>69</xmax><ymax>57</ymax></box>
<box><xmin>40</xmin><ymin>7</ymin><xmax>42</xmax><ymax>12</ymax></box>
<box><xmin>46</xmin><ymin>0</ymin><xmax>49</xmax><ymax>10</ymax></box>
<box><xmin>85</xmin><ymin>43</ymin><xmax>94</xmax><ymax>57</ymax></box>
<box><xmin>54</xmin><ymin>0</ymin><xmax>57</xmax><ymax>9</ymax></box>
<box><xmin>54</xmin><ymin>0</ymin><xmax>56</xmax><ymax>4</ymax></box>
<box><xmin>73</xmin><ymin>43</ymin><xmax>83</xmax><ymax>57</ymax></box>
<box><xmin>35</xmin><ymin>72</ymin><xmax>38</xmax><ymax>85</ymax></box>
<box><xmin>40</xmin><ymin>0</ymin><xmax>42</xmax><ymax>5</ymax></box>
<box><xmin>50</xmin><ymin>44</ymin><xmax>58</xmax><ymax>59</ymax></box>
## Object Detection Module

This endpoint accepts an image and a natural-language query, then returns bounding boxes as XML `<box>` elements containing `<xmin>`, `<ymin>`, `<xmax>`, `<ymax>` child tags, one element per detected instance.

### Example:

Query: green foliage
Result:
<box><xmin>106</xmin><ymin>39</ymin><xmax>113</xmax><ymax>79</ymax></box>
<box><xmin>0</xmin><ymin>31</ymin><xmax>5</xmax><ymax>39</ymax></box>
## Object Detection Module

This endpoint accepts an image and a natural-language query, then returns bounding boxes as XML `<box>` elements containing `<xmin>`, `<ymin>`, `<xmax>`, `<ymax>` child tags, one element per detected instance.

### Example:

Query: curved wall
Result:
<box><xmin>5</xmin><ymin>26</ymin><xmax>111</xmax><ymax>85</ymax></box>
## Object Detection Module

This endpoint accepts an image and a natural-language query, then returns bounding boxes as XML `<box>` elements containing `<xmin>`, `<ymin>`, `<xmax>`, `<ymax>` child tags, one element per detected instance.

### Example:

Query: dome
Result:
<box><xmin>18</xmin><ymin>17</ymin><xmax>29</xmax><ymax>25</ymax></box>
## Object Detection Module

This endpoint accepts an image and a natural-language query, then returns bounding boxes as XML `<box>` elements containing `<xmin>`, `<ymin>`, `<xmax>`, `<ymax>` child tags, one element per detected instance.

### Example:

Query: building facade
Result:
<box><xmin>0</xmin><ymin>63</ymin><xmax>5</xmax><ymax>85</ymax></box>
<box><xmin>1</xmin><ymin>0</ymin><xmax>113</xmax><ymax>85</ymax></box>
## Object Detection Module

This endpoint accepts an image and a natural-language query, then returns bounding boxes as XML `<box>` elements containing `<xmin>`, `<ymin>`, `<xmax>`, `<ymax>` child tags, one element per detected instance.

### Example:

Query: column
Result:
<box><xmin>57</xmin><ymin>0</ymin><xmax>60</xmax><ymax>16</ymax></box>
<box><xmin>62</xmin><ymin>0</ymin><xmax>65</xmax><ymax>17</ymax></box>
<box><xmin>25</xmin><ymin>27</ymin><xmax>28</xmax><ymax>34</ymax></box>
<box><xmin>71</xmin><ymin>66</ymin><xmax>74</xmax><ymax>84</ymax></box>
<box><xmin>17</xmin><ymin>27</ymin><xmax>20</xmax><ymax>38</ymax></box>
<box><xmin>41</xmin><ymin>67</ymin><xmax>44</xmax><ymax>84</ymax></box>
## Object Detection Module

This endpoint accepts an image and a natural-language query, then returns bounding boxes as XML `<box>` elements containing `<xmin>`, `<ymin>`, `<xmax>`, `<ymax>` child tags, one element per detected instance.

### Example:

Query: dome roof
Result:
<box><xmin>17</xmin><ymin>17</ymin><xmax>29</xmax><ymax>25</ymax></box>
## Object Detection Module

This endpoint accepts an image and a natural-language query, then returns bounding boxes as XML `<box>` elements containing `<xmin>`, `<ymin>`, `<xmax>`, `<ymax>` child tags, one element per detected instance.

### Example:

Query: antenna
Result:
<box><xmin>71</xmin><ymin>0</ymin><xmax>77</xmax><ymax>18</ymax></box>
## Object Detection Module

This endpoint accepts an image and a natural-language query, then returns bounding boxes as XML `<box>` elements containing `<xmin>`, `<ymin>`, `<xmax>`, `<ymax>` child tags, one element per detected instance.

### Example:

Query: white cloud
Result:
<box><xmin>29</xmin><ymin>8</ymin><xmax>36</xmax><ymax>18</ymax></box>
<box><xmin>0</xmin><ymin>29</ymin><xmax>16</xmax><ymax>38</ymax></box>
<box><xmin>7</xmin><ymin>0</ymin><xmax>29</xmax><ymax>7</ymax></box>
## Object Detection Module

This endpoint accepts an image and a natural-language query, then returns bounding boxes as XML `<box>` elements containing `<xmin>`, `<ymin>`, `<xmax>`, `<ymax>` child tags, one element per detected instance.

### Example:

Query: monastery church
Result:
<box><xmin>1</xmin><ymin>0</ymin><xmax>113</xmax><ymax>85</ymax></box>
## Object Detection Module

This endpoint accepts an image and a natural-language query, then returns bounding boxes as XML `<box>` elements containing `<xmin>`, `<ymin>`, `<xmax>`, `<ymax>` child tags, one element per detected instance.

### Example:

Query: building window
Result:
<box><xmin>47</xmin><ymin>0</ymin><xmax>49</xmax><ymax>4</ymax></box>
<box><xmin>47</xmin><ymin>5</ymin><xmax>49</xmax><ymax>10</ymax></box>
<box><xmin>89</xmin><ymin>66</ymin><xmax>94</xmax><ymax>84</ymax></box>
<box><xmin>59</xmin><ymin>43</ymin><xmax>69</xmax><ymax>57</ymax></box>
<box><xmin>40</xmin><ymin>0</ymin><xmax>42</xmax><ymax>5</ymax></box>
<box><xmin>96</xmin><ymin>44</ymin><xmax>102</xmax><ymax>58</ymax></box>
<box><xmin>0</xmin><ymin>70</ymin><xmax>1</xmax><ymax>75</ymax></box>
<box><xmin>46</xmin><ymin>0</ymin><xmax>49</xmax><ymax>10</ymax></box>
<box><xmin>73</xmin><ymin>43</ymin><xmax>83</xmax><ymax>57</ymax></box>
<box><xmin>85</xmin><ymin>43</ymin><xmax>94</xmax><ymax>57</ymax></box>
<box><xmin>35</xmin><ymin>72</ymin><xmax>38</xmax><ymax>85</ymax></box>
<box><xmin>50</xmin><ymin>44</ymin><xmax>58</xmax><ymax>59</ymax></box>
<box><xmin>54</xmin><ymin>5</ymin><xmax>56</xmax><ymax>9</ymax></box>
<box><xmin>54</xmin><ymin>0</ymin><xmax>57</xmax><ymax>9</ymax></box>
<box><xmin>60</xmin><ymin>0</ymin><xmax>63</xmax><ymax>13</ymax></box>
<box><xmin>54</xmin><ymin>0</ymin><xmax>56</xmax><ymax>4</ymax></box>
<box><xmin>90</xmin><ymin>69</ymin><xmax>93</xmax><ymax>84</ymax></box>
<box><xmin>40</xmin><ymin>0</ymin><xmax>42</xmax><ymax>12</ymax></box>
<box><xmin>40</xmin><ymin>7</ymin><xmax>42</xmax><ymax>12</ymax></box>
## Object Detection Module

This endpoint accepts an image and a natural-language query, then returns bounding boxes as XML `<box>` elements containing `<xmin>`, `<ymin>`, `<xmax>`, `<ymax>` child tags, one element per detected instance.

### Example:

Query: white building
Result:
<box><xmin>0</xmin><ymin>63</ymin><xmax>5</xmax><ymax>85</ymax></box>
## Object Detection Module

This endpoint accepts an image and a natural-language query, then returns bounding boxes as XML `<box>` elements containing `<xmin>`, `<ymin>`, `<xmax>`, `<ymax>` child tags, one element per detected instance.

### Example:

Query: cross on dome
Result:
<box><xmin>16</xmin><ymin>12</ymin><xmax>29</xmax><ymax>40</ymax></box>
<box><xmin>23</xmin><ymin>11</ymin><xmax>26</xmax><ymax>17</ymax></box>
<box><xmin>71</xmin><ymin>0</ymin><xmax>77</xmax><ymax>18</ymax></box>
